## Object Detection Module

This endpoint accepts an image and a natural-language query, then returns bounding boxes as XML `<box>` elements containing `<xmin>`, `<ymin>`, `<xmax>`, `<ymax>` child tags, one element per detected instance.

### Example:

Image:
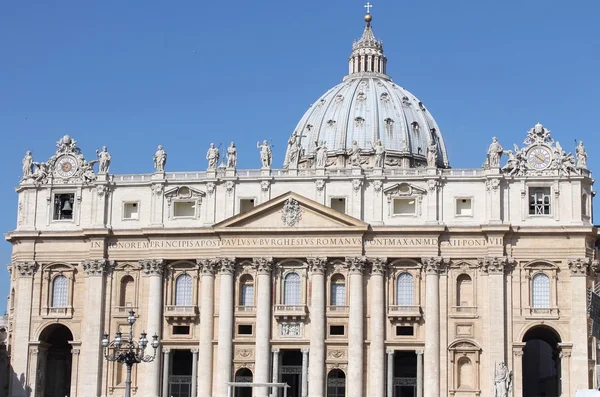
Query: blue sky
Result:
<box><xmin>0</xmin><ymin>0</ymin><xmax>599</xmax><ymax>305</ymax></box>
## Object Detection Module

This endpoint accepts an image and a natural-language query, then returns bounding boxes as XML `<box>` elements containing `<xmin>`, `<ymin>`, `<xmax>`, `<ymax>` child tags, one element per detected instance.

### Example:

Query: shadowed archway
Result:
<box><xmin>522</xmin><ymin>325</ymin><xmax>561</xmax><ymax>397</ymax></box>
<box><xmin>38</xmin><ymin>323</ymin><xmax>73</xmax><ymax>397</ymax></box>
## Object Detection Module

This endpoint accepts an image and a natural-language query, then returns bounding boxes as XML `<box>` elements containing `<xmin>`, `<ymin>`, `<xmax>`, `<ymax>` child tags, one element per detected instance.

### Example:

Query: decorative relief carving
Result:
<box><xmin>369</xmin><ymin>257</ymin><xmax>388</xmax><ymax>275</ymax></box>
<box><xmin>352</xmin><ymin>179</ymin><xmax>363</xmax><ymax>192</ymax></box>
<box><xmin>235</xmin><ymin>348</ymin><xmax>254</xmax><ymax>359</ymax></box>
<box><xmin>478</xmin><ymin>257</ymin><xmax>509</xmax><ymax>274</ymax></box>
<box><xmin>217</xmin><ymin>258</ymin><xmax>236</xmax><ymax>275</ymax></box>
<box><xmin>14</xmin><ymin>261</ymin><xmax>38</xmax><ymax>277</ymax></box>
<box><xmin>427</xmin><ymin>179</ymin><xmax>440</xmax><ymax>192</ymax></box>
<box><xmin>307</xmin><ymin>257</ymin><xmax>327</xmax><ymax>274</ymax></box>
<box><xmin>152</xmin><ymin>184</ymin><xmax>164</xmax><ymax>196</ymax></box>
<box><xmin>372</xmin><ymin>180</ymin><xmax>383</xmax><ymax>193</ymax></box>
<box><xmin>315</xmin><ymin>180</ymin><xmax>325</xmax><ymax>192</ymax></box>
<box><xmin>568</xmin><ymin>258</ymin><xmax>591</xmax><ymax>276</ymax></box>
<box><xmin>327</xmin><ymin>350</ymin><xmax>345</xmax><ymax>359</ymax></box>
<box><xmin>206</xmin><ymin>182</ymin><xmax>215</xmax><ymax>196</ymax></box>
<box><xmin>225</xmin><ymin>181</ymin><xmax>235</xmax><ymax>195</ymax></box>
<box><xmin>281</xmin><ymin>322</ymin><xmax>301</xmax><ymax>337</ymax></box>
<box><xmin>281</xmin><ymin>198</ymin><xmax>303</xmax><ymax>227</ymax></box>
<box><xmin>421</xmin><ymin>257</ymin><xmax>444</xmax><ymax>274</ymax></box>
<box><xmin>485</xmin><ymin>179</ymin><xmax>500</xmax><ymax>191</ymax></box>
<box><xmin>196</xmin><ymin>259</ymin><xmax>218</xmax><ymax>276</ymax></box>
<box><xmin>260</xmin><ymin>180</ymin><xmax>271</xmax><ymax>192</ymax></box>
<box><xmin>558</xmin><ymin>350</ymin><xmax>571</xmax><ymax>359</ymax></box>
<box><xmin>346</xmin><ymin>256</ymin><xmax>367</xmax><ymax>274</ymax></box>
<box><xmin>254</xmin><ymin>258</ymin><xmax>273</xmax><ymax>275</ymax></box>
<box><xmin>96</xmin><ymin>184</ymin><xmax>110</xmax><ymax>197</ymax></box>
<box><xmin>140</xmin><ymin>259</ymin><xmax>165</xmax><ymax>276</ymax></box>
<box><xmin>82</xmin><ymin>259</ymin><xmax>108</xmax><ymax>277</ymax></box>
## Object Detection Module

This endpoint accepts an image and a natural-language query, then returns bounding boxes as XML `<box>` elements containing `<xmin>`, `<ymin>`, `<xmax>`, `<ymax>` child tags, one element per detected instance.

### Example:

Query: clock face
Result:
<box><xmin>527</xmin><ymin>146</ymin><xmax>552</xmax><ymax>170</ymax></box>
<box><xmin>55</xmin><ymin>155</ymin><xmax>78</xmax><ymax>177</ymax></box>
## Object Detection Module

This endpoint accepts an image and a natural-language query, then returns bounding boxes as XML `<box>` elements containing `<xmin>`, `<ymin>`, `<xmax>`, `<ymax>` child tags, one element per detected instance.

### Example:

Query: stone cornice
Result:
<box><xmin>81</xmin><ymin>259</ymin><xmax>109</xmax><ymax>277</ymax></box>
<box><xmin>253</xmin><ymin>257</ymin><xmax>273</xmax><ymax>275</ymax></box>
<box><xmin>345</xmin><ymin>256</ymin><xmax>367</xmax><ymax>274</ymax></box>
<box><xmin>140</xmin><ymin>259</ymin><xmax>165</xmax><ymax>276</ymax></box>
<box><xmin>14</xmin><ymin>261</ymin><xmax>38</xmax><ymax>278</ymax></box>
<box><xmin>568</xmin><ymin>257</ymin><xmax>591</xmax><ymax>277</ymax></box>
<box><xmin>369</xmin><ymin>257</ymin><xmax>388</xmax><ymax>275</ymax></box>
<box><xmin>307</xmin><ymin>257</ymin><xmax>327</xmax><ymax>274</ymax></box>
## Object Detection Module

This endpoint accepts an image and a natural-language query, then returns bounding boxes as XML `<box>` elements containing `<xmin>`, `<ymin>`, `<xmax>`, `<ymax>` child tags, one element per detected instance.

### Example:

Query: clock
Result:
<box><xmin>55</xmin><ymin>155</ymin><xmax>78</xmax><ymax>178</ymax></box>
<box><xmin>526</xmin><ymin>146</ymin><xmax>552</xmax><ymax>170</ymax></box>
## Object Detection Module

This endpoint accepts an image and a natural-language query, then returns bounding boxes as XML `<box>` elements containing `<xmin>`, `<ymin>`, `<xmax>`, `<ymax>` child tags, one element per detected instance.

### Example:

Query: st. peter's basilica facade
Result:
<box><xmin>4</xmin><ymin>9</ymin><xmax>599</xmax><ymax>397</ymax></box>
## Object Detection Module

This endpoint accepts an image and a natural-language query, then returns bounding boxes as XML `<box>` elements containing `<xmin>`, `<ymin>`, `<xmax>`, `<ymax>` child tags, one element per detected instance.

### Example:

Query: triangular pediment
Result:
<box><xmin>383</xmin><ymin>182</ymin><xmax>426</xmax><ymax>196</ymax></box>
<box><xmin>214</xmin><ymin>192</ymin><xmax>369</xmax><ymax>231</ymax></box>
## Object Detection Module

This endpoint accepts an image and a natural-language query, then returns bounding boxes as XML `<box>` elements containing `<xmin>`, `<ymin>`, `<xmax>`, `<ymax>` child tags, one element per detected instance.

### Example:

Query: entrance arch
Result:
<box><xmin>38</xmin><ymin>323</ymin><xmax>73</xmax><ymax>397</ymax></box>
<box><xmin>522</xmin><ymin>325</ymin><xmax>561</xmax><ymax>397</ymax></box>
<box><xmin>234</xmin><ymin>368</ymin><xmax>253</xmax><ymax>397</ymax></box>
<box><xmin>327</xmin><ymin>369</ymin><xmax>346</xmax><ymax>397</ymax></box>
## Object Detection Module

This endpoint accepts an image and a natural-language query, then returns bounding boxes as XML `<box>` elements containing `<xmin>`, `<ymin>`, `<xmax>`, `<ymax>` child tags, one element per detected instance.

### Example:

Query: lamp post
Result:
<box><xmin>102</xmin><ymin>310</ymin><xmax>160</xmax><ymax>397</ymax></box>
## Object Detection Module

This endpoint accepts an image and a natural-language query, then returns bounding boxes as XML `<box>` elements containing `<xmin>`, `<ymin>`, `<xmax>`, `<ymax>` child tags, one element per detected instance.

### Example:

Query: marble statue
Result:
<box><xmin>96</xmin><ymin>146</ymin><xmax>111</xmax><ymax>174</ymax></box>
<box><xmin>372</xmin><ymin>139</ymin><xmax>385</xmax><ymax>168</ymax></box>
<box><xmin>487</xmin><ymin>137</ymin><xmax>503</xmax><ymax>167</ymax></box>
<box><xmin>347</xmin><ymin>140</ymin><xmax>362</xmax><ymax>166</ymax></box>
<box><xmin>576</xmin><ymin>141</ymin><xmax>587</xmax><ymax>169</ymax></box>
<box><xmin>206</xmin><ymin>143</ymin><xmax>220</xmax><ymax>170</ymax></box>
<box><xmin>314</xmin><ymin>140</ymin><xmax>328</xmax><ymax>168</ymax></box>
<box><xmin>284</xmin><ymin>131</ymin><xmax>302</xmax><ymax>168</ymax></box>
<box><xmin>32</xmin><ymin>162</ymin><xmax>49</xmax><ymax>184</ymax></box>
<box><xmin>56</xmin><ymin>134</ymin><xmax>78</xmax><ymax>153</ymax></box>
<box><xmin>501</xmin><ymin>149</ymin><xmax>520</xmax><ymax>177</ymax></box>
<box><xmin>226</xmin><ymin>142</ymin><xmax>237</xmax><ymax>168</ymax></box>
<box><xmin>493</xmin><ymin>362</ymin><xmax>512</xmax><ymax>397</ymax></box>
<box><xmin>153</xmin><ymin>145</ymin><xmax>167</xmax><ymax>172</ymax></box>
<box><xmin>257</xmin><ymin>140</ymin><xmax>272</xmax><ymax>168</ymax></box>
<box><xmin>22</xmin><ymin>151</ymin><xmax>34</xmax><ymax>179</ymax></box>
<box><xmin>80</xmin><ymin>159</ymin><xmax>98</xmax><ymax>183</ymax></box>
<box><xmin>427</xmin><ymin>140</ymin><xmax>438</xmax><ymax>167</ymax></box>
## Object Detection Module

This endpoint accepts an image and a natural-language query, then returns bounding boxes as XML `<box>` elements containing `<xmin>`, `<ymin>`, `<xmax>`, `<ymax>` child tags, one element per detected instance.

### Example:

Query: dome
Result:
<box><xmin>283</xmin><ymin>13</ymin><xmax>449</xmax><ymax>169</ymax></box>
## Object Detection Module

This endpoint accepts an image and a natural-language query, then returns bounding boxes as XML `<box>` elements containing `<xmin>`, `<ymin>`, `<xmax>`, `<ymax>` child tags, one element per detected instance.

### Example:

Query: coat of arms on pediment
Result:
<box><xmin>383</xmin><ymin>182</ymin><xmax>426</xmax><ymax>198</ymax></box>
<box><xmin>164</xmin><ymin>186</ymin><xmax>206</xmax><ymax>201</ymax></box>
<box><xmin>281</xmin><ymin>198</ymin><xmax>303</xmax><ymax>227</ymax></box>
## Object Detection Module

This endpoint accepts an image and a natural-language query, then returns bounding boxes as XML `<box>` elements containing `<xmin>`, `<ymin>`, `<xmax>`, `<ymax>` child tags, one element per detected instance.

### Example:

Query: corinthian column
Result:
<box><xmin>254</xmin><ymin>257</ymin><xmax>273</xmax><ymax>397</ymax></box>
<box><xmin>568</xmin><ymin>258</ymin><xmax>591</xmax><ymax>392</ymax></box>
<box><xmin>422</xmin><ymin>257</ymin><xmax>442</xmax><ymax>397</ymax></box>
<box><xmin>307</xmin><ymin>257</ymin><xmax>327</xmax><ymax>397</ymax></box>
<box><xmin>78</xmin><ymin>259</ymin><xmax>109</xmax><ymax>397</ymax></box>
<box><xmin>369</xmin><ymin>257</ymin><xmax>387</xmax><ymax>397</ymax></box>
<box><xmin>10</xmin><ymin>262</ymin><xmax>38</xmax><ymax>397</ymax></box>
<box><xmin>140</xmin><ymin>259</ymin><xmax>165</xmax><ymax>397</ymax></box>
<box><xmin>216</xmin><ymin>258</ymin><xmax>236</xmax><ymax>397</ymax></box>
<box><xmin>197</xmin><ymin>259</ymin><xmax>218</xmax><ymax>397</ymax></box>
<box><xmin>346</xmin><ymin>256</ymin><xmax>366</xmax><ymax>397</ymax></box>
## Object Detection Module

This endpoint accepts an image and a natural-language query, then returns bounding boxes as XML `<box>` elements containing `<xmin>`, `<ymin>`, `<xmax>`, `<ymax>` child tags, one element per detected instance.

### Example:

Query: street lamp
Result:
<box><xmin>102</xmin><ymin>310</ymin><xmax>160</xmax><ymax>397</ymax></box>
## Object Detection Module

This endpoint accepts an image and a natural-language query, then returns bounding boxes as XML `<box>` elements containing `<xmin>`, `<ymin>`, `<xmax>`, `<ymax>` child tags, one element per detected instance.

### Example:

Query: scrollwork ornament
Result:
<box><xmin>152</xmin><ymin>184</ymin><xmax>164</xmax><ymax>196</ymax></box>
<box><xmin>307</xmin><ymin>257</ymin><xmax>327</xmax><ymax>274</ymax></box>
<box><xmin>485</xmin><ymin>179</ymin><xmax>501</xmax><ymax>191</ymax></box>
<box><xmin>260</xmin><ymin>180</ymin><xmax>270</xmax><ymax>192</ymax></box>
<box><xmin>253</xmin><ymin>257</ymin><xmax>273</xmax><ymax>275</ymax></box>
<box><xmin>372</xmin><ymin>180</ymin><xmax>383</xmax><ymax>193</ymax></box>
<box><xmin>196</xmin><ymin>259</ymin><xmax>218</xmax><ymax>276</ymax></box>
<box><xmin>315</xmin><ymin>180</ymin><xmax>325</xmax><ymax>192</ymax></box>
<box><xmin>427</xmin><ymin>179</ymin><xmax>440</xmax><ymax>192</ymax></box>
<box><xmin>369</xmin><ymin>257</ymin><xmax>388</xmax><ymax>275</ymax></box>
<box><xmin>559</xmin><ymin>350</ymin><xmax>572</xmax><ymax>359</ymax></box>
<box><xmin>568</xmin><ymin>257</ymin><xmax>591</xmax><ymax>277</ymax></box>
<box><xmin>421</xmin><ymin>257</ymin><xmax>443</xmax><ymax>275</ymax></box>
<box><xmin>352</xmin><ymin>179</ymin><xmax>363</xmax><ymax>192</ymax></box>
<box><xmin>82</xmin><ymin>259</ymin><xmax>108</xmax><ymax>277</ymax></box>
<box><xmin>225</xmin><ymin>181</ymin><xmax>235</xmax><ymax>195</ymax></box>
<box><xmin>140</xmin><ymin>259</ymin><xmax>165</xmax><ymax>276</ymax></box>
<box><xmin>206</xmin><ymin>182</ymin><xmax>215</xmax><ymax>196</ymax></box>
<box><xmin>281</xmin><ymin>198</ymin><xmax>303</xmax><ymax>227</ymax></box>
<box><xmin>345</xmin><ymin>256</ymin><xmax>367</xmax><ymax>274</ymax></box>
<box><xmin>217</xmin><ymin>258</ymin><xmax>236</xmax><ymax>275</ymax></box>
<box><xmin>14</xmin><ymin>261</ymin><xmax>38</xmax><ymax>277</ymax></box>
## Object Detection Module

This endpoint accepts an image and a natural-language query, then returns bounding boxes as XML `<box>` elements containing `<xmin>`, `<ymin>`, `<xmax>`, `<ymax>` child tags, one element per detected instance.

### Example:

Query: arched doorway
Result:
<box><xmin>327</xmin><ymin>369</ymin><xmax>346</xmax><ymax>397</ymax></box>
<box><xmin>522</xmin><ymin>325</ymin><xmax>561</xmax><ymax>397</ymax></box>
<box><xmin>234</xmin><ymin>368</ymin><xmax>253</xmax><ymax>397</ymax></box>
<box><xmin>38</xmin><ymin>324</ymin><xmax>73</xmax><ymax>397</ymax></box>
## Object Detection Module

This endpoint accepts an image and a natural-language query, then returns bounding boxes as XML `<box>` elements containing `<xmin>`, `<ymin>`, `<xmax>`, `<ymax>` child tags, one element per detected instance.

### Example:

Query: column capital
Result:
<box><xmin>216</xmin><ymin>258</ymin><xmax>236</xmax><ymax>275</ymax></box>
<box><xmin>421</xmin><ymin>257</ymin><xmax>444</xmax><ymax>274</ymax></box>
<box><xmin>307</xmin><ymin>257</ymin><xmax>327</xmax><ymax>274</ymax></box>
<box><xmin>191</xmin><ymin>349</ymin><xmax>199</xmax><ymax>354</ymax></box>
<box><xmin>253</xmin><ymin>257</ymin><xmax>273</xmax><ymax>275</ymax></box>
<box><xmin>71</xmin><ymin>349</ymin><xmax>81</xmax><ymax>355</ymax></box>
<box><xmin>81</xmin><ymin>259</ymin><xmax>109</xmax><ymax>277</ymax></box>
<box><xmin>568</xmin><ymin>257</ymin><xmax>591</xmax><ymax>276</ymax></box>
<box><xmin>477</xmin><ymin>256</ymin><xmax>513</xmax><ymax>274</ymax></box>
<box><xmin>369</xmin><ymin>257</ymin><xmax>388</xmax><ymax>275</ymax></box>
<box><xmin>163</xmin><ymin>348</ymin><xmax>171</xmax><ymax>354</ymax></box>
<box><xmin>272</xmin><ymin>348</ymin><xmax>280</xmax><ymax>353</ymax></box>
<box><xmin>13</xmin><ymin>261</ymin><xmax>38</xmax><ymax>277</ymax></box>
<box><xmin>415</xmin><ymin>350</ymin><xmax>424</xmax><ymax>355</ymax></box>
<box><xmin>512</xmin><ymin>342</ymin><xmax>525</xmax><ymax>357</ymax></box>
<box><xmin>301</xmin><ymin>348</ymin><xmax>309</xmax><ymax>354</ymax></box>
<box><xmin>346</xmin><ymin>256</ymin><xmax>367</xmax><ymax>274</ymax></box>
<box><xmin>386</xmin><ymin>348</ymin><xmax>395</xmax><ymax>355</ymax></box>
<box><xmin>197</xmin><ymin>259</ymin><xmax>218</xmax><ymax>276</ymax></box>
<box><xmin>140</xmin><ymin>259</ymin><xmax>165</xmax><ymax>276</ymax></box>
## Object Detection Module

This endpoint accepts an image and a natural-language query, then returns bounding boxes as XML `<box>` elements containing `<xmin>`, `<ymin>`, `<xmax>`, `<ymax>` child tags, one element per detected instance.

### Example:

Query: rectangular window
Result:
<box><xmin>238</xmin><ymin>324</ymin><xmax>253</xmax><ymax>335</ymax></box>
<box><xmin>53</xmin><ymin>193</ymin><xmax>75</xmax><ymax>220</ymax></box>
<box><xmin>393</xmin><ymin>198</ymin><xmax>416</xmax><ymax>215</ymax></box>
<box><xmin>173</xmin><ymin>201</ymin><xmax>196</xmax><ymax>218</ymax></box>
<box><xmin>396</xmin><ymin>326</ymin><xmax>414</xmax><ymax>336</ymax></box>
<box><xmin>529</xmin><ymin>187</ymin><xmax>551</xmax><ymax>215</ymax></box>
<box><xmin>331</xmin><ymin>283</ymin><xmax>346</xmax><ymax>306</ymax></box>
<box><xmin>329</xmin><ymin>325</ymin><xmax>345</xmax><ymax>336</ymax></box>
<box><xmin>173</xmin><ymin>325</ymin><xmax>190</xmax><ymax>335</ymax></box>
<box><xmin>456</xmin><ymin>198</ymin><xmax>472</xmax><ymax>216</ymax></box>
<box><xmin>123</xmin><ymin>202</ymin><xmax>139</xmax><ymax>220</ymax></box>
<box><xmin>240</xmin><ymin>199</ymin><xmax>255</xmax><ymax>214</ymax></box>
<box><xmin>241</xmin><ymin>284</ymin><xmax>254</xmax><ymax>306</ymax></box>
<box><xmin>330</xmin><ymin>198</ymin><xmax>346</xmax><ymax>214</ymax></box>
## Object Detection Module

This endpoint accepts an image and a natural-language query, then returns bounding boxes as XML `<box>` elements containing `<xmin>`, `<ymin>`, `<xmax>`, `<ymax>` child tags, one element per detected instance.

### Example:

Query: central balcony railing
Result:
<box><xmin>387</xmin><ymin>305</ymin><xmax>421</xmax><ymax>322</ymax></box>
<box><xmin>449</xmin><ymin>306</ymin><xmax>478</xmax><ymax>317</ymax></box>
<box><xmin>164</xmin><ymin>305</ymin><xmax>198</xmax><ymax>320</ymax></box>
<box><xmin>274</xmin><ymin>304</ymin><xmax>307</xmax><ymax>320</ymax></box>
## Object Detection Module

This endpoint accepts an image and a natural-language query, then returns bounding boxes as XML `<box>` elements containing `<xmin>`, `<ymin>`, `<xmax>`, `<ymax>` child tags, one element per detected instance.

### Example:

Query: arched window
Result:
<box><xmin>284</xmin><ymin>272</ymin><xmax>301</xmax><ymax>305</ymax></box>
<box><xmin>457</xmin><ymin>357</ymin><xmax>473</xmax><ymax>389</ymax></box>
<box><xmin>532</xmin><ymin>273</ymin><xmax>550</xmax><ymax>308</ymax></box>
<box><xmin>51</xmin><ymin>275</ymin><xmax>68</xmax><ymax>308</ymax></box>
<box><xmin>327</xmin><ymin>369</ymin><xmax>346</xmax><ymax>397</ymax></box>
<box><xmin>456</xmin><ymin>274</ymin><xmax>473</xmax><ymax>307</ymax></box>
<box><xmin>240</xmin><ymin>275</ymin><xmax>254</xmax><ymax>307</ymax></box>
<box><xmin>396</xmin><ymin>273</ymin><xmax>414</xmax><ymax>306</ymax></box>
<box><xmin>119</xmin><ymin>276</ymin><xmax>135</xmax><ymax>307</ymax></box>
<box><xmin>175</xmin><ymin>274</ymin><xmax>193</xmax><ymax>306</ymax></box>
<box><xmin>330</xmin><ymin>275</ymin><xmax>346</xmax><ymax>306</ymax></box>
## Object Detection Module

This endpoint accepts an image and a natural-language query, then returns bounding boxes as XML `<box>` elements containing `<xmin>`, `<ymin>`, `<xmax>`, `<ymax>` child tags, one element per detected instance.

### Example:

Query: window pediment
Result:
<box><xmin>164</xmin><ymin>186</ymin><xmax>206</xmax><ymax>201</ymax></box>
<box><xmin>449</xmin><ymin>339</ymin><xmax>481</xmax><ymax>352</ymax></box>
<box><xmin>383</xmin><ymin>183</ymin><xmax>426</xmax><ymax>198</ymax></box>
<box><xmin>523</xmin><ymin>260</ymin><xmax>558</xmax><ymax>270</ymax></box>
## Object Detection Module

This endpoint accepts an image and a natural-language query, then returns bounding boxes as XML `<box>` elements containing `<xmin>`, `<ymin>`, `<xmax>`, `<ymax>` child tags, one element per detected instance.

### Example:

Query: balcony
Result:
<box><xmin>273</xmin><ymin>304</ymin><xmax>307</xmax><ymax>320</ymax></box>
<box><xmin>113</xmin><ymin>305</ymin><xmax>138</xmax><ymax>318</ymax></box>
<box><xmin>327</xmin><ymin>305</ymin><xmax>349</xmax><ymax>317</ymax></box>
<box><xmin>524</xmin><ymin>307</ymin><xmax>559</xmax><ymax>320</ymax></box>
<box><xmin>235</xmin><ymin>305</ymin><xmax>256</xmax><ymax>317</ymax></box>
<box><xmin>387</xmin><ymin>305</ymin><xmax>421</xmax><ymax>322</ymax></box>
<box><xmin>450</xmin><ymin>306</ymin><xmax>478</xmax><ymax>318</ymax></box>
<box><xmin>42</xmin><ymin>306</ymin><xmax>73</xmax><ymax>319</ymax></box>
<box><xmin>164</xmin><ymin>305</ymin><xmax>198</xmax><ymax>321</ymax></box>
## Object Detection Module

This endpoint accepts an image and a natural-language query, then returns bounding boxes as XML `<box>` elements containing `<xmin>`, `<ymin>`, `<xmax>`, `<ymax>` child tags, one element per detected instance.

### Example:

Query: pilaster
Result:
<box><xmin>568</xmin><ymin>257</ymin><xmax>591</xmax><ymax>392</ymax></box>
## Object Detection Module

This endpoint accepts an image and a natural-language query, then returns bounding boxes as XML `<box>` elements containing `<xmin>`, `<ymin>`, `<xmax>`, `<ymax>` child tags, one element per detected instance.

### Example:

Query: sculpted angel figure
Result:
<box><xmin>493</xmin><ymin>362</ymin><xmax>512</xmax><ymax>397</ymax></box>
<box><xmin>576</xmin><ymin>140</ymin><xmax>587</xmax><ymax>169</ymax></box>
<box><xmin>372</xmin><ymin>139</ymin><xmax>385</xmax><ymax>168</ymax></box>
<box><xmin>257</xmin><ymin>140</ymin><xmax>272</xmax><ymax>168</ymax></box>
<box><xmin>32</xmin><ymin>162</ymin><xmax>49</xmax><ymax>184</ymax></box>
<box><xmin>347</xmin><ymin>140</ymin><xmax>362</xmax><ymax>166</ymax></box>
<box><xmin>22</xmin><ymin>151</ymin><xmax>34</xmax><ymax>179</ymax></box>
<box><xmin>314</xmin><ymin>140</ymin><xmax>328</xmax><ymax>168</ymax></box>
<box><xmin>487</xmin><ymin>137</ymin><xmax>503</xmax><ymax>167</ymax></box>
<box><xmin>80</xmin><ymin>159</ymin><xmax>98</xmax><ymax>183</ymax></box>
<box><xmin>206</xmin><ymin>143</ymin><xmax>220</xmax><ymax>170</ymax></box>
<box><xmin>226</xmin><ymin>142</ymin><xmax>237</xmax><ymax>168</ymax></box>
<box><xmin>153</xmin><ymin>145</ymin><xmax>167</xmax><ymax>172</ymax></box>
<box><xmin>427</xmin><ymin>140</ymin><xmax>438</xmax><ymax>167</ymax></box>
<box><xmin>96</xmin><ymin>146</ymin><xmax>111</xmax><ymax>173</ymax></box>
<box><xmin>502</xmin><ymin>149</ymin><xmax>520</xmax><ymax>176</ymax></box>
